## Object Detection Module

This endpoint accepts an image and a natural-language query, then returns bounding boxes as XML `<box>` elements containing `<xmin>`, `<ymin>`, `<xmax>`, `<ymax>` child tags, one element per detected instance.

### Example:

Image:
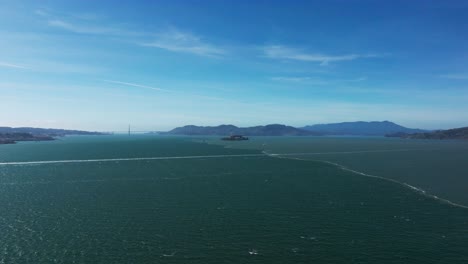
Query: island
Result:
<box><xmin>165</xmin><ymin>124</ymin><xmax>323</xmax><ymax>136</ymax></box>
<box><xmin>0</xmin><ymin>127</ymin><xmax>105</xmax><ymax>144</ymax></box>
<box><xmin>387</xmin><ymin>126</ymin><xmax>468</xmax><ymax>140</ymax></box>
<box><xmin>221</xmin><ymin>135</ymin><xmax>249</xmax><ymax>141</ymax></box>
<box><xmin>165</xmin><ymin>121</ymin><xmax>428</xmax><ymax>137</ymax></box>
<box><xmin>301</xmin><ymin>121</ymin><xmax>427</xmax><ymax>136</ymax></box>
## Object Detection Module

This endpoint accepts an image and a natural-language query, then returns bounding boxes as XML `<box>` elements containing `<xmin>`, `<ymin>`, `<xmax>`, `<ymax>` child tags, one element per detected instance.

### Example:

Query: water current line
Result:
<box><xmin>0</xmin><ymin>153</ymin><xmax>265</xmax><ymax>166</ymax></box>
<box><xmin>1</xmin><ymin>148</ymin><xmax>466</xmax><ymax>209</ymax></box>
<box><xmin>263</xmin><ymin>151</ymin><xmax>468</xmax><ymax>210</ymax></box>
<box><xmin>0</xmin><ymin>148</ymin><xmax>418</xmax><ymax>166</ymax></box>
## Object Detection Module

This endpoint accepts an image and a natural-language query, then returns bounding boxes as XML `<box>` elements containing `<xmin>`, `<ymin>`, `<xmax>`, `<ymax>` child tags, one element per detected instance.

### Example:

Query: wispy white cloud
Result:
<box><xmin>100</xmin><ymin>79</ymin><xmax>248</xmax><ymax>104</ymax></box>
<box><xmin>34</xmin><ymin>9</ymin><xmax>49</xmax><ymax>17</ymax></box>
<box><xmin>102</xmin><ymin>80</ymin><xmax>169</xmax><ymax>92</ymax></box>
<box><xmin>36</xmin><ymin>8</ymin><xmax>136</xmax><ymax>36</ymax></box>
<box><xmin>48</xmin><ymin>19</ymin><xmax>125</xmax><ymax>35</ymax></box>
<box><xmin>36</xmin><ymin>8</ymin><xmax>103</xmax><ymax>21</ymax></box>
<box><xmin>141</xmin><ymin>29</ymin><xmax>225</xmax><ymax>57</ymax></box>
<box><xmin>271</xmin><ymin>76</ymin><xmax>367</xmax><ymax>84</ymax></box>
<box><xmin>42</xmin><ymin>10</ymin><xmax>224</xmax><ymax>58</ymax></box>
<box><xmin>36</xmin><ymin>61</ymin><xmax>106</xmax><ymax>74</ymax></box>
<box><xmin>71</xmin><ymin>13</ymin><xmax>103</xmax><ymax>21</ymax></box>
<box><xmin>271</xmin><ymin>76</ymin><xmax>313</xmax><ymax>82</ymax></box>
<box><xmin>0</xmin><ymin>61</ymin><xmax>30</xmax><ymax>70</ymax></box>
<box><xmin>440</xmin><ymin>74</ymin><xmax>468</xmax><ymax>80</ymax></box>
<box><xmin>263</xmin><ymin>45</ymin><xmax>384</xmax><ymax>65</ymax></box>
<box><xmin>349</xmin><ymin>77</ymin><xmax>368</xmax><ymax>82</ymax></box>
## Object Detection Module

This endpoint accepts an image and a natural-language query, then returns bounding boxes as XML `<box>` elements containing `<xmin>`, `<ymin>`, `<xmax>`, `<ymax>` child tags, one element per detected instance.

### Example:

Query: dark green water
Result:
<box><xmin>212</xmin><ymin>136</ymin><xmax>468</xmax><ymax>207</ymax></box>
<box><xmin>1</xmin><ymin>135</ymin><xmax>467</xmax><ymax>263</ymax></box>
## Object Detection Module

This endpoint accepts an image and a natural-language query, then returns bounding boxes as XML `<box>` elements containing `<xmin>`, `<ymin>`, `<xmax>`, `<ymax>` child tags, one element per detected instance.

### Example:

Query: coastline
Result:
<box><xmin>0</xmin><ymin>135</ymin><xmax>55</xmax><ymax>145</ymax></box>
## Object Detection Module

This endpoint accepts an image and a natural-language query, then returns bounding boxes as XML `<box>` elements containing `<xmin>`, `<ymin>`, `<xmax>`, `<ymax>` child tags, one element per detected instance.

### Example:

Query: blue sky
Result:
<box><xmin>1</xmin><ymin>0</ymin><xmax>468</xmax><ymax>131</ymax></box>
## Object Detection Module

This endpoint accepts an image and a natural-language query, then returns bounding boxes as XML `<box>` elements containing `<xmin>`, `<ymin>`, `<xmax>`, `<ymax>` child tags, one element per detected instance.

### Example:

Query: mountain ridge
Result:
<box><xmin>301</xmin><ymin>121</ymin><xmax>427</xmax><ymax>136</ymax></box>
<box><xmin>166</xmin><ymin>124</ymin><xmax>322</xmax><ymax>136</ymax></box>
<box><xmin>396</xmin><ymin>126</ymin><xmax>468</xmax><ymax>140</ymax></box>
<box><xmin>0</xmin><ymin>127</ymin><xmax>105</xmax><ymax>144</ymax></box>
<box><xmin>0</xmin><ymin>126</ymin><xmax>104</xmax><ymax>136</ymax></box>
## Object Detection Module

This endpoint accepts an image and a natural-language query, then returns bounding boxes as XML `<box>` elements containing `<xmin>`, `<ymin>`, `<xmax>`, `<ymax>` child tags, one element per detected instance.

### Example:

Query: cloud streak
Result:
<box><xmin>101</xmin><ymin>79</ymin><xmax>251</xmax><ymax>105</ymax></box>
<box><xmin>440</xmin><ymin>74</ymin><xmax>468</xmax><ymax>80</ymax></box>
<box><xmin>271</xmin><ymin>76</ymin><xmax>367</xmax><ymax>84</ymax></box>
<box><xmin>37</xmin><ymin>8</ymin><xmax>121</xmax><ymax>35</ymax></box>
<box><xmin>48</xmin><ymin>19</ymin><xmax>126</xmax><ymax>35</ymax></box>
<box><xmin>263</xmin><ymin>45</ymin><xmax>383</xmax><ymax>65</ymax></box>
<box><xmin>271</xmin><ymin>76</ymin><xmax>313</xmax><ymax>82</ymax></box>
<box><xmin>35</xmin><ymin>9</ymin><xmax>49</xmax><ymax>17</ymax></box>
<box><xmin>141</xmin><ymin>29</ymin><xmax>225</xmax><ymax>57</ymax></box>
<box><xmin>0</xmin><ymin>62</ymin><xmax>30</xmax><ymax>70</ymax></box>
<box><xmin>102</xmin><ymin>80</ymin><xmax>169</xmax><ymax>92</ymax></box>
<box><xmin>44</xmin><ymin>13</ymin><xmax>224</xmax><ymax>57</ymax></box>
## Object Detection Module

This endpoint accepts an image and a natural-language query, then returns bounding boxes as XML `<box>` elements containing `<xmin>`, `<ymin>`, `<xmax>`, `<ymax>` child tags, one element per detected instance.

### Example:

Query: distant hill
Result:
<box><xmin>166</xmin><ymin>124</ymin><xmax>322</xmax><ymax>136</ymax></box>
<box><xmin>396</xmin><ymin>126</ymin><xmax>468</xmax><ymax>140</ymax></box>
<box><xmin>301</xmin><ymin>121</ymin><xmax>427</xmax><ymax>136</ymax></box>
<box><xmin>0</xmin><ymin>132</ymin><xmax>54</xmax><ymax>144</ymax></box>
<box><xmin>0</xmin><ymin>127</ymin><xmax>105</xmax><ymax>144</ymax></box>
<box><xmin>0</xmin><ymin>127</ymin><xmax>104</xmax><ymax>136</ymax></box>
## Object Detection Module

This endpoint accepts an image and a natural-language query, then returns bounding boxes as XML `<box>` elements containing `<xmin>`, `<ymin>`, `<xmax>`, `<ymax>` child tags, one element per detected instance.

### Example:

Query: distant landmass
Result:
<box><xmin>0</xmin><ymin>133</ymin><xmax>54</xmax><ymax>144</ymax></box>
<box><xmin>389</xmin><ymin>126</ymin><xmax>468</xmax><ymax>140</ymax></box>
<box><xmin>0</xmin><ymin>127</ymin><xmax>105</xmax><ymax>144</ymax></box>
<box><xmin>301</xmin><ymin>121</ymin><xmax>427</xmax><ymax>136</ymax></box>
<box><xmin>166</xmin><ymin>121</ymin><xmax>429</xmax><ymax>137</ymax></box>
<box><xmin>0</xmin><ymin>127</ymin><xmax>103</xmax><ymax>136</ymax></box>
<box><xmin>166</xmin><ymin>124</ymin><xmax>322</xmax><ymax>136</ymax></box>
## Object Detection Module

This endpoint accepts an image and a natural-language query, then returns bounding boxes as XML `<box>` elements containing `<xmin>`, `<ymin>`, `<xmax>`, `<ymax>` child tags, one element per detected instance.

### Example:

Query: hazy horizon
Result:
<box><xmin>0</xmin><ymin>120</ymin><xmax>451</xmax><ymax>133</ymax></box>
<box><xmin>2</xmin><ymin>1</ymin><xmax>468</xmax><ymax>131</ymax></box>
<box><xmin>2</xmin><ymin>2</ymin><xmax>468</xmax><ymax>261</ymax></box>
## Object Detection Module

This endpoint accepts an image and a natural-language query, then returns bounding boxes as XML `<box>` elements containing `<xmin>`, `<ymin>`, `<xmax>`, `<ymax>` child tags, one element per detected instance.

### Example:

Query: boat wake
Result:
<box><xmin>263</xmin><ymin>148</ymin><xmax>423</xmax><ymax>156</ymax></box>
<box><xmin>263</xmin><ymin>151</ymin><xmax>468</xmax><ymax>210</ymax></box>
<box><xmin>2</xmin><ymin>148</ymin><xmax>466</xmax><ymax>210</ymax></box>
<box><xmin>0</xmin><ymin>153</ymin><xmax>266</xmax><ymax>166</ymax></box>
<box><xmin>0</xmin><ymin>149</ymin><xmax>419</xmax><ymax>166</ymax></box>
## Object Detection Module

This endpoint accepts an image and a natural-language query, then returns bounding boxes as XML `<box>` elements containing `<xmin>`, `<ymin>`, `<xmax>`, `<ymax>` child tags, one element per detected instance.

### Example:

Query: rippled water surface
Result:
<box><xmin>1</xmin><ymin>135</ymin><xmax>467</xmax><ymax>263</ymax></box>
<box><xmin>212</xmin><ymin>136</ymin><xmax>468</xmax><ymax>206</ymax></box>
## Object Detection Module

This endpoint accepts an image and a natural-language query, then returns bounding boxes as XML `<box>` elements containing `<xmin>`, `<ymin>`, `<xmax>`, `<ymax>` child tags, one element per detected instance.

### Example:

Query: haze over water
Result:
<box><xmin>1</xmin><ymin>135</ymin><xmax>467</xmax><ymax>263</ymax></box>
